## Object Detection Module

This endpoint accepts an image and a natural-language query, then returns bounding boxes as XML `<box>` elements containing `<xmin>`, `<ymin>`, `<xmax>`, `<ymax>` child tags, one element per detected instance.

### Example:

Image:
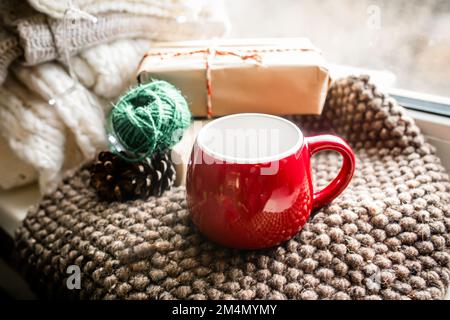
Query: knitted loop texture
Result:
<box><xmin>15</xmin><ymin>76</ymin><xmax>450</xmax><ymax>300</ymax></box>
<box><xmin>107</xmin><ymin>80</ymin><xmax>191</xmax><ymax>161</ymax></box>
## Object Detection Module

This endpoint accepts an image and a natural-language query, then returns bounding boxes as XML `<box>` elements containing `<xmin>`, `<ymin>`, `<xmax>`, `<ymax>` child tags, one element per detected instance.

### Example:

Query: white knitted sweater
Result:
<box><xmin>0</xmin><ymin>76</ymin><xmax>66</xmax><ymax>192</ymax></box>
<box><xmin>0</xmin><ymin>38</ymin><xmax>150</xmax><ymax>192</ymax></box>
<box><xmin>27</xmin><ymin>0</ymin><xmax>222</xmax><ymax>20</ymax></box>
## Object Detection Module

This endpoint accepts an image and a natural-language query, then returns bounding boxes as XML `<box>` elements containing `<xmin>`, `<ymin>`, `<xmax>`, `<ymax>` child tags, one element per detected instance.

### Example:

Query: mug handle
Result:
<box><xmin>306</xmin><ymin>135</ymin><xmax>356</xmax><ymax>211</ymax></box>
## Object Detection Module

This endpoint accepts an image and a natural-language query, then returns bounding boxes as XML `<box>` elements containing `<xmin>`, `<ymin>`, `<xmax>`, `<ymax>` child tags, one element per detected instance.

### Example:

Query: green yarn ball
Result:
<box><xmin>106</xmin><ymin>80</ymin><xmax>191</xmax><ymax>161</ymax></box>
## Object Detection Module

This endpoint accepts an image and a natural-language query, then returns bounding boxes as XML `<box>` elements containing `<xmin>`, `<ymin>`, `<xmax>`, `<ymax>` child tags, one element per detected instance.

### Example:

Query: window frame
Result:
<box><xmin>389</xmin><ymin>89</ymin><xmax>450</xmax><ymax>118</ymax></box>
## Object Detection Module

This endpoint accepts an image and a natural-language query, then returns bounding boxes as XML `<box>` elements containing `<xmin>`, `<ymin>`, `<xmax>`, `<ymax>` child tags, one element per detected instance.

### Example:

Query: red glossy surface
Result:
<box><xmin>186</xmin><ymin>134</ymin><xmax>355</xmax><ymax>249</ymax></box>
<box><xmin>307</xmin><ymin>135</ymin><xmax>356</xmax><ymax>210</ymax></box>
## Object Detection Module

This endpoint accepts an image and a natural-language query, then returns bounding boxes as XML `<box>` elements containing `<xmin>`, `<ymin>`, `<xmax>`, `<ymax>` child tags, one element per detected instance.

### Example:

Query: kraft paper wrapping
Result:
<box><xmin>137</xmin><ymin>38</ymin><xmax>331</xmax><ymax>117</ymax></box>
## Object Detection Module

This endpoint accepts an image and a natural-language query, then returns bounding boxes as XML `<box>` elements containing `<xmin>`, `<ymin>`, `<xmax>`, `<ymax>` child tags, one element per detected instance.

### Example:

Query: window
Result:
<box><xmin>225</xmin><ymin>0</ymin><xmax>450</xmax><ymax>102</ymax></box>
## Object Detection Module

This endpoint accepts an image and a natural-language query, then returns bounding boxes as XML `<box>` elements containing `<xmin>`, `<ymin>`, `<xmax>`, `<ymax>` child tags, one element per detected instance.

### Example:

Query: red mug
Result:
<box><xmin>186</xmin><ymin>113</ymin><xmax>355</xmax><ymax>249</ymax></box>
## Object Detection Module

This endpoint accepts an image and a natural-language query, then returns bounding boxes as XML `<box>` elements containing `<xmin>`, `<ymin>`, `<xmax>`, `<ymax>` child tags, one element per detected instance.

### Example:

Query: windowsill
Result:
<box><xmin>405</xmin><ymin>109</ymin><xmax>450</xmax><ymax>175</ymax></box>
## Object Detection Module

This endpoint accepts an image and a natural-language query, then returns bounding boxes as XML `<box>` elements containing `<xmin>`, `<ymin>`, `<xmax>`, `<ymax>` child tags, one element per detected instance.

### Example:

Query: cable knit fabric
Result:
<box><xmin>14</xmin><ymin>76</ymin><xmax>450</xmax><ymax>300</ymax></box>
<box><xmin>0</xmin><ymin>38</ymin><xmax>150</xmax><ymax>192</ymax></box>
<box><xmin>71</xmin><ymin>39</ymin><xmax>151</xmax><ymax>100</ymax></box>
<box><xmin>26</xmin><ymin>0</ymin><xmax>226</xmax><ymax>21</ymax></box>
<box><xmin>13</xmin><ymin>63</ymin><xmax>107</xmax><ymax>160</ymax></box>
<box><xmin>0</xmin><ymin>30</ymin><xmax>22</xmax><ymax>84</ymax></box>
<box><xmin>0</xmin><ymin>77</ymin><xmax>66</xmax><ymax>192</ymax></box>
<box><xmin>15</xmin><ymin>12</ymin><xmax>227</xmax><ymax>67</ymax></box>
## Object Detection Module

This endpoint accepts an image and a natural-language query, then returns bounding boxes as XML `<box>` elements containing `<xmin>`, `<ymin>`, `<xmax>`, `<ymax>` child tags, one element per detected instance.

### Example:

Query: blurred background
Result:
<box><xmin>225</xmin><ymin>0</ymin><xmax>450</xmax><ymax>98</ymax></box>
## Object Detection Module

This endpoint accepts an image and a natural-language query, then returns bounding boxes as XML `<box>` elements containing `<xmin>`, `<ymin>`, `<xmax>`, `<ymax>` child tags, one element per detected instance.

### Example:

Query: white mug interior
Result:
<box><xmin>197</xmin><ymin>113</ymin><xmax>303</xmax><ymax>164</ymax></box>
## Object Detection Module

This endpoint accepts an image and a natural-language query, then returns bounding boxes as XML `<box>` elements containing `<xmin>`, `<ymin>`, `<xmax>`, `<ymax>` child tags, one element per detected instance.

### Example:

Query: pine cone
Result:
<box><xmin>150</xmin><ymin>152</ymin><xmax>177</xmax><ymax>196</ymax></box>
<box><xmin>89</xmin><ymin>151</ymin><xmax>176</xmax><ymax>201</ymax></box>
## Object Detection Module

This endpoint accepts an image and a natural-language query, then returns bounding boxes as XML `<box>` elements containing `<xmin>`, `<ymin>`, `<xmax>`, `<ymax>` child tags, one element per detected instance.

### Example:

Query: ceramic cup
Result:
<box><xmin>186</xmin><ymin>113</ymin><xmax>355</xmax><ymax>249</ymax></box>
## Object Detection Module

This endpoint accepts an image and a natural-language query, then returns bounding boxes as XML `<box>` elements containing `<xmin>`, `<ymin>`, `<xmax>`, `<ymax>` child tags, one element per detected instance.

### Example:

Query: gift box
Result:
<box><xmin>137</xmin><ymin>38</ymin><xmax>331</xmax><ymax>117</ymax></box>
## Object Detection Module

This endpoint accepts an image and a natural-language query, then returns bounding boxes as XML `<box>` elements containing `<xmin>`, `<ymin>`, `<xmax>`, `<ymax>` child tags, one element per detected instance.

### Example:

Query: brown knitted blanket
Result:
<box><xmin>14</xmin><ymin>76</ymin><xmax>450</xmax><ymax>300</ymax></box>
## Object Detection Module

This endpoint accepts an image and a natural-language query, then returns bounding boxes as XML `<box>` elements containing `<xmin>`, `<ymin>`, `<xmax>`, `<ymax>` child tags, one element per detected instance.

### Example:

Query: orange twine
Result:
<box><xmin>144</xmin><ymin>48</ymin><xmax>266</xmax><ymax>118</ymax></box>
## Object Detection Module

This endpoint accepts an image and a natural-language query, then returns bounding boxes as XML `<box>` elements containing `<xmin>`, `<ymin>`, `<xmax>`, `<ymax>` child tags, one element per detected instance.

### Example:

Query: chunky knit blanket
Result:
<box><xmin>15</xmin><ymin>76</ymin><xmax>450</xmax><ymax>300</ymax></box>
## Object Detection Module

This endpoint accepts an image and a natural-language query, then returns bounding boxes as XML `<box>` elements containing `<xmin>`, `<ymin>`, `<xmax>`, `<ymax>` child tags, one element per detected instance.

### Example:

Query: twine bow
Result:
<box><xmin>147</xmin><ymin>48</ymin><xmax>264</xmax><ymax>118</ymax></box>
<box><xmin>48</xmin><ymin>0</ymin><xmax>98</xmax><ymax>106</ymax></box>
